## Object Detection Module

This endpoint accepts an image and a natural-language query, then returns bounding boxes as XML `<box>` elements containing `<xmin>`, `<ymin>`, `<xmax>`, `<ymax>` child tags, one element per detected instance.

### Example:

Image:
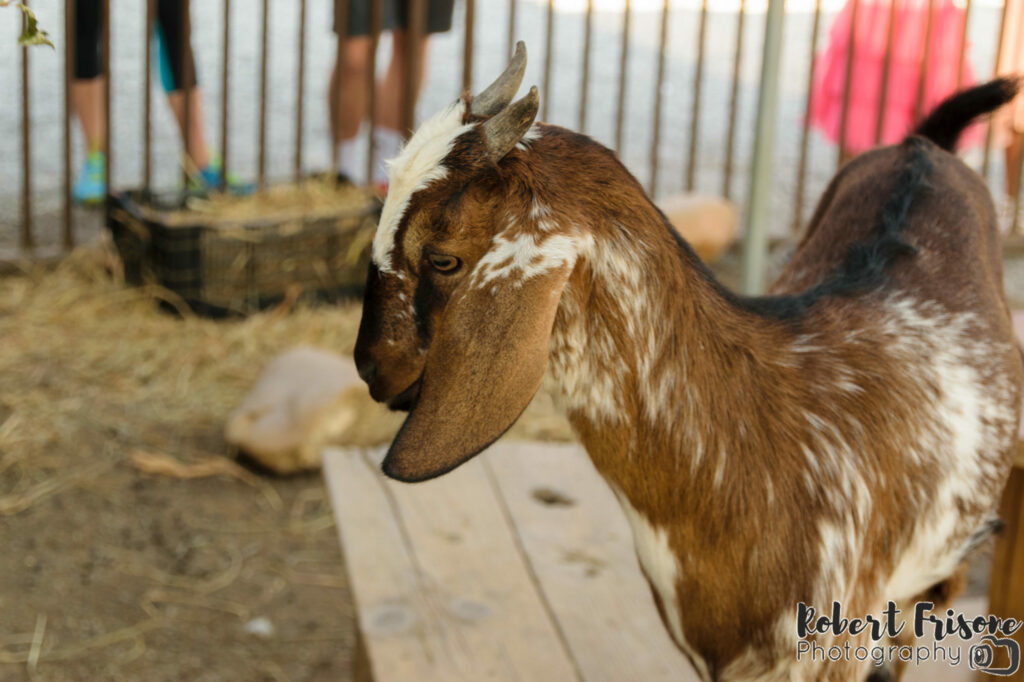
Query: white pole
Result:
<box><xmin>741</xmin><ymin>0</ymin><xmax>787</xmax><ymax>295</ymax></box>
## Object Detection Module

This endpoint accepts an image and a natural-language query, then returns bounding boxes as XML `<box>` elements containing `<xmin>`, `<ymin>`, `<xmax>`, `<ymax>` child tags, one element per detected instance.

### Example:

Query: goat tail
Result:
<box><xmin>912</xmin><ymin>77</ymin><xmax>1020</xmax><ymax>151</ymax></box>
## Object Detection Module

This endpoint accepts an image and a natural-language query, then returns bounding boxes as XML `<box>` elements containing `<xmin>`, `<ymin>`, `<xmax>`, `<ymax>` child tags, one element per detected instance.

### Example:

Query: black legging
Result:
<box><xmin>74</xmin><ymin>0</ymin><xmax>197</xmax><ymax>92</ymax></box>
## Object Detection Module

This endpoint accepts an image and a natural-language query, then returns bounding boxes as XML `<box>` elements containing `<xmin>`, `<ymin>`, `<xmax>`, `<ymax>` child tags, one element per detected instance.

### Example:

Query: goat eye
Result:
<box><xmin>427</xmin><ymin>253</ymin><xmax>461</xmax><ymax>273</ymax></box>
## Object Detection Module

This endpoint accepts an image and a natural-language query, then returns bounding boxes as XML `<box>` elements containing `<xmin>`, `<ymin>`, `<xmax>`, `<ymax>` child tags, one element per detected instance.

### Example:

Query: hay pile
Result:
<box><xmin>0</xmin><ymin>244</ymin><xmax>572</xmax><ymax>506</ymax></box>
<box><xmin>143</xmin><ymin>178</ymin><xmax>376</xmax><ymax>227</ymax></box>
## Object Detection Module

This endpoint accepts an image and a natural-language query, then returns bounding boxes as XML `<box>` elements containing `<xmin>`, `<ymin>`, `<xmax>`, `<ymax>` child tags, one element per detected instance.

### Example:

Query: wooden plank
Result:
<box><xmin>323</xmin><ymin>447</ymin><xmax>581</xmax><ymax>682</ymax></box>
<box><xmin>989</xmin><ymin>464</ymin><xmax>1024</xmax><ymax>680</ymax></box>
<box><xmin>484</xmin><ymin>442</ymin><xmax>697</xmax><ymax>682</ymax></box>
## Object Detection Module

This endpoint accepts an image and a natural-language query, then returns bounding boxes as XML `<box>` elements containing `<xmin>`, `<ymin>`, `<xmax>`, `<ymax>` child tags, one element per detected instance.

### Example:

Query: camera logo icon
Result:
<box><xmin>968</xmin><ymin>635</ymin><xmax>1021</xmax><ymax>676</ymax></box>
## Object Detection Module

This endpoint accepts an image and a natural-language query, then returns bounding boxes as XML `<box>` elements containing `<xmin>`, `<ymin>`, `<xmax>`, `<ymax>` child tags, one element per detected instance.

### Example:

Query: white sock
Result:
<box><xmin>372</xmin><ymin>127</ymin><xmax>404</xmax><ymax>186</ymax></box>
<box><xmin>337</xmin><ymin>138</ymin><xmax>360</xmax><ymax>181</ymax></box>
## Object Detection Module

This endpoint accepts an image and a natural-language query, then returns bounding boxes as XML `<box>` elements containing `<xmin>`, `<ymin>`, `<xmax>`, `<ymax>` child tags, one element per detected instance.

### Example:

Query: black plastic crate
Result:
<box><xmin>107</xmin><ymin>188</ymin><xmax>379</xmax><ymax>317</ymax></box>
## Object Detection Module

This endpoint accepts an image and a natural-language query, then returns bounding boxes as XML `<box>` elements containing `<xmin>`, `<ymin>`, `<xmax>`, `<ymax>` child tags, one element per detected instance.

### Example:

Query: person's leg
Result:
<box><xmin>71</xmin><ymin>78</ymin><xmax>106</xmax><ymax>153</ymax></box>
<box><xmin>71</xmin><ymin>0</ymin><xmax>107</xmax><ymax>203</ymax></box>
<box><xmin>155</xmin><ymin>0</ymin><xmax>212</xmax><ymax>173</ymax></box>
<box><xmin>329</xmin><ymin>36</ymin><xmax>374</xmax><ymax>177</ymax></box>
<box><xmin>369</xmin><ymin>30</ymin><xmax>429</xmax><ymax>184</ymax></box>
<box><xmin>166</xmin><ymin>89</ymin><xmax>211</xmax><ymax>171</ymax></box>
<box><xmin>376</xmin><ymin>30</ymin><xmax>429</xmax><ymax>133</ymax></box>
<box><xmin>330</xmin><ymin>37</ymin><xmax>375</xmax><ymax>143</ymax></box>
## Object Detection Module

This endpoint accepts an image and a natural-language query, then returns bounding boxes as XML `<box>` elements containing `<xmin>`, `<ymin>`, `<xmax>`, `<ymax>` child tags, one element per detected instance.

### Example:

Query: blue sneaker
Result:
<box><xmin>194</xmin><ymin>156</ymin><xmax>255</xmax><ymax>196</ymax></box>
<box><xmin>73</xmin><ymin>152</ymin><xmax>106</xmax><ymax>205</ymax></box>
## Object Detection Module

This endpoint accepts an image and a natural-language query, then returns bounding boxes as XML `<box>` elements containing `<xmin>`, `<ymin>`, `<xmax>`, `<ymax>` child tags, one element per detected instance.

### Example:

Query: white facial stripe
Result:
<box><xmin>373</xmin><ymin>101</ymin><xmax>475</xmax><ymax>272</ymax></box>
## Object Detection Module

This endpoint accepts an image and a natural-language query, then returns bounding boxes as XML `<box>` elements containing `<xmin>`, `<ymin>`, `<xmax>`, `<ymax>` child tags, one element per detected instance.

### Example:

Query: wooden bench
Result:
<box><xmin>324</xmin><ymin>440</ymin><xmax>1019</xmax><ymax>682</ymax></box>
<box><xmin>323</xmin><ymin>442</ymin><xmax>695</xmax><ymax>682</ymax></box>
<box><xmin>988</xmin><ymin>440</ymin><xmax>1024</xmax><ymax>681</ymax></box>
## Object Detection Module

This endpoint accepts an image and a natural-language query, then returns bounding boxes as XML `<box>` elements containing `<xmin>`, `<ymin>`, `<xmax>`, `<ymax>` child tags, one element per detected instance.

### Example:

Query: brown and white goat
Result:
<box><xmin>353</xmin><ymin>44</ymin><xmax>1024</xmax><ymax>681</ymax></box>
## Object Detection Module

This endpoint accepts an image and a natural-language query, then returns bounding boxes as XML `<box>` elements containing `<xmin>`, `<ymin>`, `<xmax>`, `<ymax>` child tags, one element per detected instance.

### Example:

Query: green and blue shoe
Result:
<box><xmin>72</xmin><ymin>151</ymin><xmax>107</xmax><ymax>205</ymax></box>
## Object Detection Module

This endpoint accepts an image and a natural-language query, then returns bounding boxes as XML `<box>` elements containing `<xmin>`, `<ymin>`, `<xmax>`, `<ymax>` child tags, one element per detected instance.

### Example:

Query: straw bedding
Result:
<box><xmin>0</xmin><ymin>231</ymin><xmax>570</xmax><ymax>677</ymax></box>
<box><xmin>0</xmin><ymin>240</ymin><xmax>572</xmax><ymax>504</ymax></box>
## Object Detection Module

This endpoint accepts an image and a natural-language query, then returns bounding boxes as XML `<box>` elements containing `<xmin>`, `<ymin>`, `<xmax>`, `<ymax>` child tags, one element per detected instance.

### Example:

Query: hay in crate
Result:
<box><xmin>109</xmin><ymin>179</ymin><xmax>379</xmax><ymax>316</ymax></box>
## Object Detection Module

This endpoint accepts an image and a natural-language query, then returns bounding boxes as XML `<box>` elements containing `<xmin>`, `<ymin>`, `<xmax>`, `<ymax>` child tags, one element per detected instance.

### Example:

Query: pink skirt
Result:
<box><xmin>809</xmin><ymin>0</ymin><xmax>979</xmax><ymax>153</ymax></box>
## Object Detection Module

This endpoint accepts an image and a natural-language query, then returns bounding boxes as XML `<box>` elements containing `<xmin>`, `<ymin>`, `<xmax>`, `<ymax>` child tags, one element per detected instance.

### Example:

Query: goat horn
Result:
<box><xmin>470</xmin><ymin>41</ymin><xmax>528</xmax><ymax>117</ymax></box>
<box><xmin>481</xmin><ymin>86</ymin><xmax>540</xmax><ymax>162</ymax></box>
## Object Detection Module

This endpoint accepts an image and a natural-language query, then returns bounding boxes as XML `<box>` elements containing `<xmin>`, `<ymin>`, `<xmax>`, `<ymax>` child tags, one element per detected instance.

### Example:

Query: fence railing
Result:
<box><xmin>3</xmin><ymin>0</ymin><xmax>1021</xmax><ymax>288</ymax></box>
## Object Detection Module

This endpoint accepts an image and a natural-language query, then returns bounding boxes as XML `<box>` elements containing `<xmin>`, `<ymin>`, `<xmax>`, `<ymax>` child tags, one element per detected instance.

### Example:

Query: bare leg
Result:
<box><xmin>377</xmin><ymin>30</ymin><xmax>430</xmax><ymax>133</ymax></box>
<box><xmin>71</xmin><ymin>77</ymin><xmax>106</xmax><ymax>153</ymax></box>
<box><xmin>166</xmin><ymin>87</ymin><xmax>211</xmax><ymax>170</ymax></box>
<box><xmin>329</xmin><ymin>36</ymin><xmax>374</xmax><ymax>145</ymax></box>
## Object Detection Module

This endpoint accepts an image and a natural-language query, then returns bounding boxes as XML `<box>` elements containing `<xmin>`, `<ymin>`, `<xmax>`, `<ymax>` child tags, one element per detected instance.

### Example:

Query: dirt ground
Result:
<box><xmin>0</xmin><ymin>241</ymin><xmax>1000</xmax><ymax>682</ymax></box>
<box><xmin>0</xmin><ymin>254</ymin><xmax>367</xmax><ymax>681</ymax></box>
<box><xmin>0</xmin><ymin>454</ymin><xmax>357</xmax><ymax>682</ymax></box>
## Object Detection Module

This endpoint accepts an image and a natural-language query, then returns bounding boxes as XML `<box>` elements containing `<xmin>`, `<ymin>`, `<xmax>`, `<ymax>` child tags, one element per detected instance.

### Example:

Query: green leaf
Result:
<box><xmin>5</xmin><ymin>3</ymin><xmax>55</xmax><ymax>49</ymax></box>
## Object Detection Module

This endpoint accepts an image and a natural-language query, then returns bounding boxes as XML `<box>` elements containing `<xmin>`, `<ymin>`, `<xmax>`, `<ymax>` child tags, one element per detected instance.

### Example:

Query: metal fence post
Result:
<box><xmin>741</xmin><ymin>0</ymin><xmax>785</xmax><ymax>295</ymax></box>
<box><xmin>22</xmin><ymin>0</ymin><xmax>33</xmax><ymax>252</ymax></box>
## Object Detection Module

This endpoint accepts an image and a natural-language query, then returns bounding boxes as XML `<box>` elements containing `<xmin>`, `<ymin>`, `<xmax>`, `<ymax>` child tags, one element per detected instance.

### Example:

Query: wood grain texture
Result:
<box><xmin>323</xmin><ymin>447</ymin><xmax>581</xmax><ymax>682</ymax></box>
<box><xmin>483</xmin><ymin>442</ymin><xmax>698</xmax><ymax>682</ymax></box>
<box><xmin>988</xmin><ymin>463</ymin><xmax>1024</xmax><ymax>681</ymax></box>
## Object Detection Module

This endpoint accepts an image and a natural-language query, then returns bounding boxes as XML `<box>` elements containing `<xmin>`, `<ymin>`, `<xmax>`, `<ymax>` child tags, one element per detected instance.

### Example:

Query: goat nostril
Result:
<box><xmin>356</xmin><ymin>359</ymin><xmax>378</xmax><ymax>385</ymax></box>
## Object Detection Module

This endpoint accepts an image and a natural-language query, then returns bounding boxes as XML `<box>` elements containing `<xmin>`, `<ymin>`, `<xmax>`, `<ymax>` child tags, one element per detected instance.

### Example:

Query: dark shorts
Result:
<box><xmin>333</xmin><ymin>0</ymin><xmax>456</xmax><ymax>37</ymax></box>
<box><xmin>75</xmin><ymin>0</ymin><xmax>196</xmax><ymax>92</ymax></box>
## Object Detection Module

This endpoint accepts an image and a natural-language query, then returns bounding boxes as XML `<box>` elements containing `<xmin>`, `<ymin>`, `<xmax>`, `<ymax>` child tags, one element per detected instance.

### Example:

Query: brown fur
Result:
<box><xmin>356</xmin><ymin>93</ymin><xmax>1023</xmax><ymax>680</ymax></box>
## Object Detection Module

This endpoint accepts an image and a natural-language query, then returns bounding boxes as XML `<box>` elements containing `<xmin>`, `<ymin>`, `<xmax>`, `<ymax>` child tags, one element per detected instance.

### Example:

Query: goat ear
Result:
<box><xmin>381</xmin><ymin>264</ymin><xmax>570</xmax><ymax>482</ymax></box>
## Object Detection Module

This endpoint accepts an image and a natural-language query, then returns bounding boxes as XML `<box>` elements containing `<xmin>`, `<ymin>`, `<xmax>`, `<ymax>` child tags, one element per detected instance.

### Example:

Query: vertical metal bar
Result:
<box><xmin>648</xmin><ymin>0</ymin><xmax>669</xmax><ymax>197</ymax></box>
<box><xmin>365</xmin><ymin>0</ymin><xmax>380</xmax><ymax>184</ymax></box>
<box><xmin>742</xmin><ymin>0</ymin><xmax>785</xmax><ymax>295</ymax></box>
<box><xmin>220</xmin><ymin>0</ymin><xmax>230</xmax><ymax>187</ymax></box>
<box><xmin>542</xmin><ymin>0</ymin><xmax>554</xmax><ymax>121</ymax></box>
<box><xmin>64</xmin><ymin>0</ymin><xmax>75</xmax><ymax>248</ymax></box>
<box><xmin>723</xmin><ymin>0</ymin><xmax>746</xmax><ymax>200</ymax></box>
<box><xmin>956</xmin><ymin>0</ymin><xmax>972</xmax><ymax>89</ymax></box>
<box><xmin>331</xmin><ymin>0</ymin><xmax>347</xmax><ymax>174</ymax></box>
<box><xmin>182</xmin><ymin>0</ymin><xmax>192</xmax><ymax>190</ymax></box>
<box><xmin>913</xmin><ymin>0</ymin><xmax>935</xmax><ymax>124</ymax></box>
<box><xmin>1014</xmin><ymin>141</ymin><xmax>1024</xmax><ymax>234</ymax></box>
<box><xmin>686</xmin><ymin>0</ymin><xmax>708</xmax><ymax>192</ymax></box>
<box><xmin>507</xmin><ymin>0</ymin><xmax>517</xmax><ymax>59</ymax></box>
<box><xmin>792</xmin><ymin>0</ymin><xmax>822</xmax><ymax>235</ymax></box>
<box><xmin>404</xmin><ymin>0</ymin><xmax>426</xmax><ymax>136</ymax></box>
<box><xmin>21</xmin><ymin>0</ymin><xmax>33</xmax><ymax>251</ymax></box>
<box><xmin>982</xmin><ymin>0</ymin><xmax>1010</xmax><ymax>181</ymax></box>
<box><xmin>874</xmin><ymin>0</ymin><xmax>896</xmax><ymax>145</ymax></box>
<box><xmin>144</xmin><ymin>0</ymin><xmax>154</xmax><ymax>192</ymax></box>
<box><xmin>258</xmin><ymin>0</ymin><xmax>269</xmax><ymax>188</ymax></box>
<box><xmin>463</xmin><ymin>0</ymin><xmax>475</xmax><ymax>94</ymax></box>
<box><xmin>103</xmin><ymin>0</ymin><xmax>111</xmax><ymax>214</ymax></box>
<box><xmin>614</xmin><ymin>0</ymin><xmax>631</xmax><ymax>156</ymax></box>
<box><xmin>837</xmin><ymin>0</ymin><xmax>859</xmax><ymax>168</ymax></box>
<box><xmin>579</xmin><ymin>0</ymin><xmax>593</xmax><ymax>133</ymax></box>
<box><xmin>295</xmin><ymin>0</ymin><xmax>307</xmax><ymax>179</ymax></box>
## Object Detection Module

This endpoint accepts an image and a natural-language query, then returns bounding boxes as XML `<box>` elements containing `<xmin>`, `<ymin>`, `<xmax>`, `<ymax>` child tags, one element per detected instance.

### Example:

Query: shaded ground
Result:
<box><xmin>0</xmin><ymin>251</ymin><xmax>366</xmax><ymax>681</ymax></box>
<box><xmin>0</xmin><ymin>464</ymin><xmax>356</xmax><ymax>682</ymax></box>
